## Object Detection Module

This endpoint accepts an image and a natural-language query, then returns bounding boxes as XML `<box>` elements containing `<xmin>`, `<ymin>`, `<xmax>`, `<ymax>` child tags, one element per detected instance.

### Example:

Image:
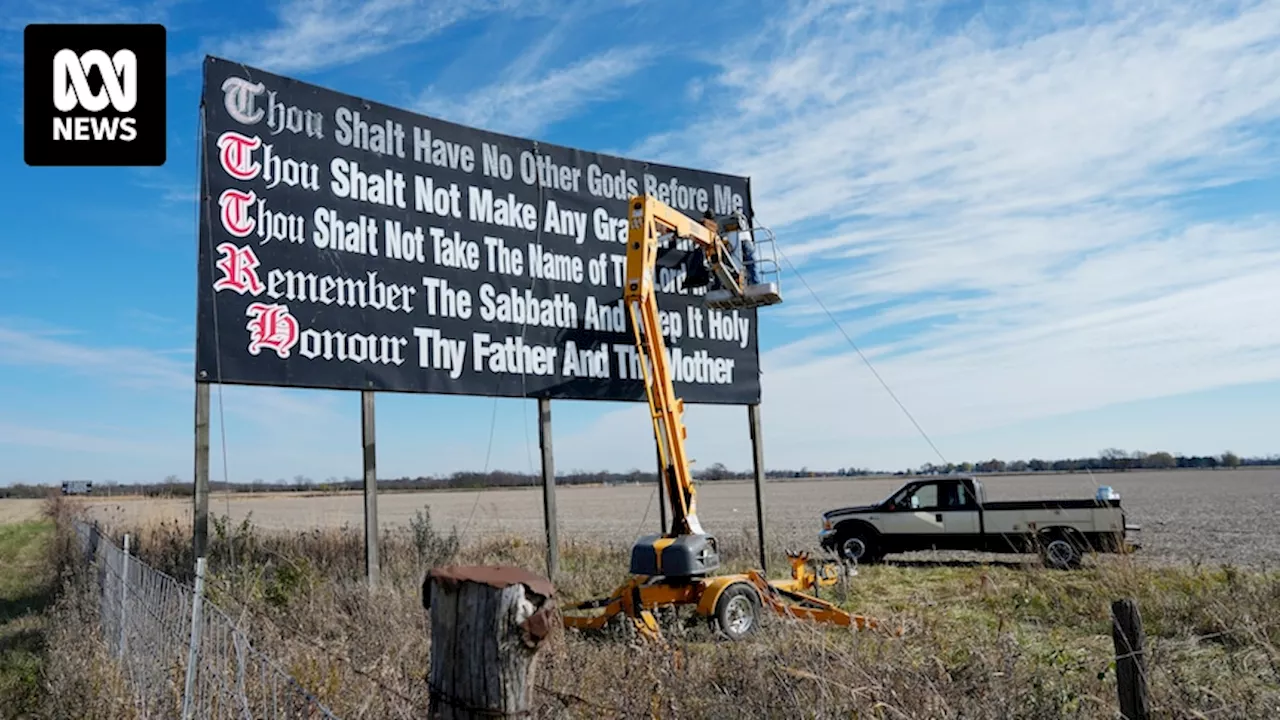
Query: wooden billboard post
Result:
<box><xmin>193</xmin><ymin>381</ymin><xmax>210</xmax><ymax>560</ymax></box>
<box><xmin>748</xmin><ymin>403</ymin><xmax>768</xmax><ymax>573</ymax></box>
<box><xmin>538</xmin><ymin>398</ymin><xmax>558</xmax><ymax>579</ymax></box>
<box><xmin>362</xmin><ymin>390</ymin><xmax>380</xmax><ymax>588</ymax></box>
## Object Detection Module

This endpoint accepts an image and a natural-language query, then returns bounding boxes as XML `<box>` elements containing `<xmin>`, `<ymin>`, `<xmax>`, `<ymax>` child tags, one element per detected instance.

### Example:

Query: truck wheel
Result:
<box><xmin>1040</xmin><ymin>533</ymin><xmax>1083</xmax><ymax>570</ymax></box>
<box><xmin>712</xmin><ymin>583</ymin><xmax>761</xmax><ymax>641</ymax></box>
<box><xmin>838</xmin><ymin>531</ymin><xmax>880</xmax><ymax>565</ymax></box>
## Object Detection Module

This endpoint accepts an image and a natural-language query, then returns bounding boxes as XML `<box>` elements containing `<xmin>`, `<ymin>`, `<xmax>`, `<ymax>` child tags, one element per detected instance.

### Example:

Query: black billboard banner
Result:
<box><xmin>195</xmin><ymin>56</ymin><xmax>760</xmax><ymax>404</ymax></box>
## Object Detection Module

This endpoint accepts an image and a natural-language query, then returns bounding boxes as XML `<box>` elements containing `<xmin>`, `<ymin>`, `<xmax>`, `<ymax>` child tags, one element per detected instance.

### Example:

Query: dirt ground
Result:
<box><xmin>50</xmin><ymin>467</ymin><xmax>1280</xmax><ymax>567</ymax></box>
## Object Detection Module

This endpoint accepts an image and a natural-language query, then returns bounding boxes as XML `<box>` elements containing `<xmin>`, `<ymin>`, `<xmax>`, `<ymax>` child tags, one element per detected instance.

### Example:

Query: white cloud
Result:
<box><xmin>0</xmin><ymin>323</ymin><xmax>344</xmax><ymax>431</ymax></box>
<box><xmin>0</xmin><ymin>0</ymin><xmax>183</xmax><ymax>33</ymax></box>
<box><xmin>552</xmin><ymin>224</ymin><xmax>1280</xmax><ymax>473</ymax></box>
<box><xmin>0</xmin><ymin>422</ymin><xmax>165</xmax><ymax>456</ymax></box>
<box><xmin>130</xmin><ymin>168</ymin><xmax>199</xmax><ymax>205</ymax></box>
<box><xmin>552</xmin><ymin>0</ymin><xmax>1280</xmax><ymax>469</ymax></box>
<box><xmin>211</xmin><ymin>0</ymin><xmax>542</xmax><ymax>75</ymax></box>
<box><xmin>10</xmin><ymin>0</ymin><xmax>1279</xmax><ymax>481</ymax></box>
<box><xmin>0</xmin><ymin>325</ymin><xmax>189</xmax><ymax>391</ymax></box>
<box><xmin>0</xmin><ymin>0</ymin><xmax>186</xmax><ymax>71</ymax></box>
<box><xmin>0</xmin><ymin>321</ymin><xmax>363</xmax><ymax>484</ymax></box>
<box><xmin>415</xmin><ymin>45</ymin><xmax>651</xmax><ymax>136</ymax></box>
<box><xmin>636</xmin><ymin>2</ymin><xmax>1280</xmax><ymax>227</ymax></box>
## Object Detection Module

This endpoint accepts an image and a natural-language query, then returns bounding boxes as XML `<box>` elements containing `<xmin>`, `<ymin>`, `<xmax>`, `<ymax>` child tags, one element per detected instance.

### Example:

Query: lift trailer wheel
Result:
<box><xmin>712</xmin><ymin>583</ymin><xmax>761</xmax><ymax>641</ymax></box>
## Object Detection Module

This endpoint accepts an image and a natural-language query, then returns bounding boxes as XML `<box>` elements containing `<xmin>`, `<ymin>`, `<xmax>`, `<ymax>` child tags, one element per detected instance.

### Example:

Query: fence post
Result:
<box><xmin>423</xmin><ymin>566</ymin><xmax>557</xmax><ymax>719</ymax></box>
<box><xmin>118</xmin><ymin>533</ymin><xmax>131</xmax><ymax>659</ymax></box>
<box><xmin>182</xmin><ymin>557</ymin><xmax>207</xmax><ymax>720</ymax></box>
<box><xmin>1111</xmin><ymin>598</ymin><xmax>1150</xmax><ymax>720</ymax></box>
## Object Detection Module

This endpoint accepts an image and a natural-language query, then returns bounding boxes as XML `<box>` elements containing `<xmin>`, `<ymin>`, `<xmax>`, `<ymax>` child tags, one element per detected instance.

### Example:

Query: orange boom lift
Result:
<box><xmin>560</xmin><ymin>195</ymin><xmax>878</xmax><ymax>640</ymax></box>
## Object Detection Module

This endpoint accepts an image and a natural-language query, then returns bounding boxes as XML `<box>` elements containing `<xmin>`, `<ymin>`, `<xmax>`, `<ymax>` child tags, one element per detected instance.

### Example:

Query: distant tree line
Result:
<box><xmin>2</xmin><ymin>449</ymin><xmax>1275</xmax><ymax>498</ymax></box>
<box><xmin>906</xmin><ymin>448</ymin><xmax>1269</xmax><ymax>476</ymax></box>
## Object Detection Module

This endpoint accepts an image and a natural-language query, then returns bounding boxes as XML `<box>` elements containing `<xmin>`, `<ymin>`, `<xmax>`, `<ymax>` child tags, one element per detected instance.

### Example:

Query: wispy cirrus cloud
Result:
<box><xmin>411</xmin><ymin>0</ymin><xmax>653</xmax><ymax>137</ymax></box>
<box><xmin>415</xmin><ymin>45</ymin><xmax>651</xmax><ymax>136</ymax></box>
<box><xmin>0</xmin><ymin>0</ymin><xmax>189</xmax><ymax>70</ymax></box>
<box><xmin>210</xmin><ymin>0</ymin><xmax>543</xmax><ymax>75</ymax></box>
<box><xmin>0</xmin><ymin>324</ymin><xmax>189</xmax><ymax>391</ymax></box>
<box><xmin>0</xmin><ymin>0</ymin><xmax>186</xmax><ymax>33</ymax></box>
<box><xmin>0</xmin><ymin>320</ymin><xmax>369</xmax><ymax>484</ymax></box>
<box><xmin>131</xmin><ymin>167</ymin><xmax>200</xmax><ymax>204</ymax></box>
<box><xmin>0</xmin><ymin>422</ymin><xmax>168</xmax><ymax>456</ymax></box>
<box><xmin>545</xmin><ymin>0</ymin><xmax>1280</xmax><ymax>470</ymax></box>
<box><xmin>0</xmin><ymin>322</ymin><xmax>344</xmax><ymax>428</ymax></box>
<box><xmin>635</xmin><ymin>1</ymin><xmax>1280</xmax><ymax>229</ymax></box>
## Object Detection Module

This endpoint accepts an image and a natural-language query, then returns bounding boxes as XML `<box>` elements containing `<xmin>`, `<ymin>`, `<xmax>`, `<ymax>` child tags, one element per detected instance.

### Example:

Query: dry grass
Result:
<box><xmin>0</xmin><ymin>500</ymin><xmax>50</xmax><ymax>526</ymax></box>
<box><xmin>0</xmin><ymin>496</ymin><xmax>142</xmax><ymax>720</ymax></box>
<box><xmin>38</xmin><ymin>500</ymin><xmax>1280</xmax><ymax>720</ymax></box>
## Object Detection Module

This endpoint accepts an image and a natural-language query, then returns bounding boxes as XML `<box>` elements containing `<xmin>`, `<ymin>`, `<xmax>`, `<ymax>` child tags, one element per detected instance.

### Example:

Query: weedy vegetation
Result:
<box><xmin>13</xmin><ymin>498</ymin><xmax>1280</xmax><ymax>719</ymax></box>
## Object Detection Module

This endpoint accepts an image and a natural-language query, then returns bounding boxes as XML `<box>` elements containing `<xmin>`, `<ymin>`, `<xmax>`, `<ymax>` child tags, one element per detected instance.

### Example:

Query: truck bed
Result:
<box><xmin>982</xmin><ymin>498</ymin><xmax>1121</xmax><ymax>511</ymax></box>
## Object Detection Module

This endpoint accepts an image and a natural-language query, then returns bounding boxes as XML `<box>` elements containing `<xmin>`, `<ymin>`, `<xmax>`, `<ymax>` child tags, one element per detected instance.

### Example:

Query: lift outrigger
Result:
<box><xmin>560</xmin><ymin>195</ymin><xmax>879</xmax><ymax>640</ymax></box>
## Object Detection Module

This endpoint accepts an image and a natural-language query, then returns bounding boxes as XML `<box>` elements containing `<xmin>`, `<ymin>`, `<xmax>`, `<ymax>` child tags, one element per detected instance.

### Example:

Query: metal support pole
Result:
<box><xmin>193</xmin><ymin>382</ymin><xmax>210</xmax><ymax>560</ymax></box>
<box><xmin>538</xmin><ymin>397</ymin><xmax>558</xmax><ymax>579</ymax></box>
<box><xmin>182</xmin><ymin>557</ymin><xmax>207</xmax><ymax>720</ymax></box>
<box><xmin>748</xmin><ymin>403</ymin><xmax>768</xmax><ymax>573</ymax></box>
<box><xmin>119</xmin><ymin>533</ymin><xmax>131</xmax><ymax>659</ymax></box>
<box><xmin>361</xmin><ymin>390</ymin><xmax>379</xmax><ymax>589</ymax></box>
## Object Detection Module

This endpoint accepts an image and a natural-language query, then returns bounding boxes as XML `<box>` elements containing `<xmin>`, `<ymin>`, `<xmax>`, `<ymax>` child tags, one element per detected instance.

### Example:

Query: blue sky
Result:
<box><xmin>2</xmin><ymin>0</ymin><xmax>1279</xmax><ymax>486</ymax></box>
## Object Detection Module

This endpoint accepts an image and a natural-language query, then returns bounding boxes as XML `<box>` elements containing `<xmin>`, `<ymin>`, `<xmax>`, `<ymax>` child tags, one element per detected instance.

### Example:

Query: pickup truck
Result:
<box><xmin>818</xmin><ymin>476</ymin><xmax>1140</xmax><ymax>569</ymax></box>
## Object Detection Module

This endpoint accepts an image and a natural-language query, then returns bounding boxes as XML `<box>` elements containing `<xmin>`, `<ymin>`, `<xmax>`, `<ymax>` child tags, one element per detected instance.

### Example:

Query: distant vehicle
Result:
<box><xmin>61</xmin><ymin>480</ymin><xmax>93</xmax><ymax>496</ymax></box>
<box><xmin>818</xmin><ymin>476</ymin><xmax>1140</xmax><ymax>570</ymax></box>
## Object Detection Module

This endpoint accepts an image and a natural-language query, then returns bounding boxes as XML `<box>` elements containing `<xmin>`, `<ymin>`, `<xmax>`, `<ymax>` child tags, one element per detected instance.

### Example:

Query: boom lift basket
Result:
<box><xmin>705</xmin><ymin>225</ymin><xmax>783</xmax><ymax>310</ymax></box>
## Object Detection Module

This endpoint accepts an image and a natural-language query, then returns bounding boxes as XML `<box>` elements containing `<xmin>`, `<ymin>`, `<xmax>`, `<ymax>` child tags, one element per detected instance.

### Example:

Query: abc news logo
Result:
<box><xmin>25</xmin><ymin>24</ymin><xmax>166</xmax><ymax>166</ymax></box>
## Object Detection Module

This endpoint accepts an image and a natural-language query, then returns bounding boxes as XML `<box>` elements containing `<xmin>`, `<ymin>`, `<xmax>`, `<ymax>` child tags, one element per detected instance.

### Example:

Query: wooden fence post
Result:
<box><xmin>423</xmin><ymin>565</ymin><xmax>557</xmax><ymax>719</ymax></box>
<box><xmin>1111</xmin><ymin>598</ymin><xmax>1150</xmax><ymax>720</ymax></box>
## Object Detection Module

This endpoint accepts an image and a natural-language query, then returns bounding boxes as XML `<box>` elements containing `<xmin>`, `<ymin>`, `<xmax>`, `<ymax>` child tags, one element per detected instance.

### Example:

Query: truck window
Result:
<box><xmin>906</xmin><ymin>483</ymin><xmax>939</xmax><ymax>510</ymax></box>
<box><xmin>939</xmin><ymin>481</ymin><xmax>958</xmax><ymax>508</ymax></box>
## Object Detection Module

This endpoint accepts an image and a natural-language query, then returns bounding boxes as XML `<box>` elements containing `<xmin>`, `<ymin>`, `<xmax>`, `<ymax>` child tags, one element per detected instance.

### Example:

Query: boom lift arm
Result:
<box><xmin>622</xmin><ymin>196</ymin><xmax>769</xmax><ymax>541</ymax></box>
<box><xmin>561</xmin><ymin>195</ymin><xmax>878</xmax><ymax>641</ymax></box>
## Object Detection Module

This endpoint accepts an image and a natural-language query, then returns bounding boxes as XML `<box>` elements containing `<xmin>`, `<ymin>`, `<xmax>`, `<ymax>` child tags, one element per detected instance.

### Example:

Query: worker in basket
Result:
<box><xmin>721</xmin><ymin>209</ymin><xmax>761</xmax><ymax>285</ymax></box>
<box><xmin>686</xmin><ymin>209</ymin><xmax>762</xmax><ymax>293</ymax></box>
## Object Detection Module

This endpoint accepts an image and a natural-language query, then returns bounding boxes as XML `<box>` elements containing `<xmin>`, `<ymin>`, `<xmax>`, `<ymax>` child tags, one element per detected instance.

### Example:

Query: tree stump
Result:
<box><xmin>423</xmin><ymin>565</ymin><xmax>557</xmax><ymax>719</ymax></box>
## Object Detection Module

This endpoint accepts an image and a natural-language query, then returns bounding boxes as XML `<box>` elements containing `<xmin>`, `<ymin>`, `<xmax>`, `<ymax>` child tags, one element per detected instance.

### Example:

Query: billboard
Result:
<box><xmin>195</xmin><ymin>56</ymin><xmax>760</xmax><ymax>404</ymax></box>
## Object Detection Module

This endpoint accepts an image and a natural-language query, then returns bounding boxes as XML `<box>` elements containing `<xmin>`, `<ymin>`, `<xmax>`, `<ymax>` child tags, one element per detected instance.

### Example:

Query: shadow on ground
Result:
<box><xmin>0</xmin><ymin>524</ymin><xmax>55</xmax><ymax>719</ymax></box>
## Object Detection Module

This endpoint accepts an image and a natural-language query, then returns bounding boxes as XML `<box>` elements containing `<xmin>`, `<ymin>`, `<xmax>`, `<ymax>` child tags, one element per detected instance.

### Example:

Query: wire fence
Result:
<box><xmin>71</xmin><ymin>520</ymin><xmax>341</xmax><ymax>720</ymax></box>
